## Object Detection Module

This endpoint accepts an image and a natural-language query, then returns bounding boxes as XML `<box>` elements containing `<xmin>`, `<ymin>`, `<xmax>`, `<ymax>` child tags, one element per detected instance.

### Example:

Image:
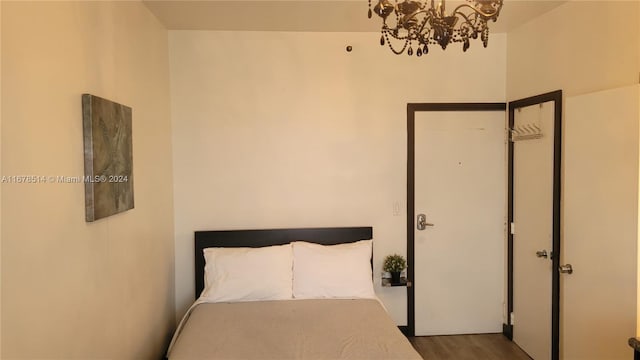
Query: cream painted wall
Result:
<box><xmin>507</xmin><ymin>0</ymin><xmax>639</xmax><ymax>100</ymax></box>
<box><xmin>169</xmin><ymin>30</ymin><xmax>506</xmax><ymax>324</ymax></box>
<box><xmin>1</xmin><ymin>2</ymin><xmax>175</xmax><ymax>359</ymax></box>
<box><xmin>506</xmin><ymin>0</ymin><xmax>640</xmax><ymax>338</ymax></box>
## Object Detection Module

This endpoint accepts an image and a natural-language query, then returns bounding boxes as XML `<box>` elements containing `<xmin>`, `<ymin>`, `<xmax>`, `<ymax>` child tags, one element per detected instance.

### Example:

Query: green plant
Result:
<box><xmin>383</xmin><ymin>254</ymin><xmax>407</xmax><ymax>273</ymax></box>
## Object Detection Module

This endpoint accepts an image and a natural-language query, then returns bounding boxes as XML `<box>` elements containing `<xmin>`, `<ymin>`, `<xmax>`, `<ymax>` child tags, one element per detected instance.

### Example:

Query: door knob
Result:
<box><xmin>417</xmin><ymin>214</ymin><xmax>434</xmax><ymax>230</ymax></box>
<box><xmin>536</xmin><ymin>250</ymin><xmax>548</xmax><ymax>258</ymax></box>
<box><xmin>559</xmin><ymin>264</ymin><xmax>573</xmax><ymax>274</ymax></box>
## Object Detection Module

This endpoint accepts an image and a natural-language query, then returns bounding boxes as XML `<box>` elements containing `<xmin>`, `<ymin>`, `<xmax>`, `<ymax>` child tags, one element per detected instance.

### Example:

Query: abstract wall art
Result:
<box><xmin>82</xmin><ymin>94</ymin><xmax>134</xmax><ymax>222</ymax></box>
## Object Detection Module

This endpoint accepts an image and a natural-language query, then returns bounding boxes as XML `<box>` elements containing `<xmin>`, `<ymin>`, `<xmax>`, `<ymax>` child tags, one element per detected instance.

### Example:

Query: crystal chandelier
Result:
<box><xmin>367</xmin><ymin>0</ymin><xmax>503</xmax><ymax>56</ymax></box>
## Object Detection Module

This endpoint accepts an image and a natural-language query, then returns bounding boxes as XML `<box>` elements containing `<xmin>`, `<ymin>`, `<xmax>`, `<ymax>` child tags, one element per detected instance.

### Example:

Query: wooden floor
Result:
<box><xmin>409</xmin><ymin>334</ymin><xmax>532</xmax><ymax>360</ymax></box>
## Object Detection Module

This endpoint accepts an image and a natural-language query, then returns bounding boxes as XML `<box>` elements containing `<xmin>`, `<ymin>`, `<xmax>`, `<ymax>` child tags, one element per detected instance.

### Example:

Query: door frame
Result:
<box><xmin>506</xmin><ymin>90</ymin><xmax>562</xmax><ymax>360</ymax></box>
<box><xmin>406</xmin><ymin>102</ymin><xmax>507</xmax><ymax>336</ymax></box>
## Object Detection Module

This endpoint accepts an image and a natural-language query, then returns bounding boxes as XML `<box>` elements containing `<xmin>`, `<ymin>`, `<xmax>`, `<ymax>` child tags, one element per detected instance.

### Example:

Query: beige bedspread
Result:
<box><xmin>168</xmin><ymin>298</ymin><xmax>422</xmax><ymax>360</ymax></box>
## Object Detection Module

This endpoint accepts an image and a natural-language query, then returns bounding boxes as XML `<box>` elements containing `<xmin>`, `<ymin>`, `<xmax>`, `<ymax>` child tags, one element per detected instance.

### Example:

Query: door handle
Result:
<box><xmin>559</xmin><ymin>264</ymin><xmax>573</xmax><ymax>274</ymax></box>
<box><xmin>536</xmin><ymin>250</ymin><xmax>548</xmax><ymax>258</ymax></box>
<box><xmin>417</xmin><ymin>214</ymin><xmax>434</xmax><ymax>230</ymax></box>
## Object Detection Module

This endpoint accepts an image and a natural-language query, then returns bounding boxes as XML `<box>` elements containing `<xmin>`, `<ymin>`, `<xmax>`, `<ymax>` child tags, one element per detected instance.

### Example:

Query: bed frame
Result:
<box><xmin>194</xmin><ymin>226</ymin><xmax>373</xmax><ymax>298</ymax></box>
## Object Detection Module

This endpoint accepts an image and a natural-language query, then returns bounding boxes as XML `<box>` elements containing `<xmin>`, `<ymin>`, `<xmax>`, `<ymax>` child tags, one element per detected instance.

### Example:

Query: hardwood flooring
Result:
<box><xmin>409</xmin><ymin>334</ymin><xmax>532</xmax><ymax>360</ymax></box>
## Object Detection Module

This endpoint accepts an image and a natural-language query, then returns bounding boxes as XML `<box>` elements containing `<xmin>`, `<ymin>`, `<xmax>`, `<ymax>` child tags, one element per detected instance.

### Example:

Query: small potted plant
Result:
<box><xmin>383</xmin><ymin>254</ymin><xmax>407</xmax><ymax>284</ymax></box>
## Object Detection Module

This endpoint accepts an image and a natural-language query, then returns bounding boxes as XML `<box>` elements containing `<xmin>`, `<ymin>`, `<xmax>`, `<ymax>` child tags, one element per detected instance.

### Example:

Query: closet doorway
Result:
<box><xmin>508</xmin><ymin>91</ymin><xmax>562</xmax><ymax>360</ymax></box>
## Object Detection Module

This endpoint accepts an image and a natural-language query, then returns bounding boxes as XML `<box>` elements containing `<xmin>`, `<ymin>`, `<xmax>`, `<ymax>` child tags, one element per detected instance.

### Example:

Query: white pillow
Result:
<box><xmin>201</xmin><ymin>244</ymin><xmax>293</xmax><ymax>302</ymax></box>
<box><xmin>292</xmin><ymin>240</ymin><xmax>375</xmax><ymax>299</ymax></box>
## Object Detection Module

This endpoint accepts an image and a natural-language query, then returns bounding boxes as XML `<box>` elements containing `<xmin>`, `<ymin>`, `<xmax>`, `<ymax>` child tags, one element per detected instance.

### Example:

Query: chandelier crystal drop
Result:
<box><xmin>367</xmin><ymin>0</ymin><xmax>503</xmax><ymax>55</ymax></box>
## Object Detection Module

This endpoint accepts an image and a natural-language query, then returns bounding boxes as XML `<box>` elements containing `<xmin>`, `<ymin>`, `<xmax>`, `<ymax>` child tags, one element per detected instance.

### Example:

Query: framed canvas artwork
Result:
<box><xmin>82</xmin><ymin>94</ymin><xmax>134</xmax><ymax>222</ymax></box>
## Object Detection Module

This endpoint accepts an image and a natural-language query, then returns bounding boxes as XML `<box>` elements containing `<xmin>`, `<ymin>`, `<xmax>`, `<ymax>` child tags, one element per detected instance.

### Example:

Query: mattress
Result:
<box><xmin>168</xmin><ymin>298</ymin><xmax>422</xmax><ymax>360</ymax></box>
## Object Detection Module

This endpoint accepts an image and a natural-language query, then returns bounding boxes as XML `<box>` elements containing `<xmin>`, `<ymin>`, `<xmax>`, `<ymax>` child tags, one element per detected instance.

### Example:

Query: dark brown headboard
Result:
<box><xmin>194</xmin><ymin>227</ymin><xmax>373</xmax><ymax>299</ymax></box>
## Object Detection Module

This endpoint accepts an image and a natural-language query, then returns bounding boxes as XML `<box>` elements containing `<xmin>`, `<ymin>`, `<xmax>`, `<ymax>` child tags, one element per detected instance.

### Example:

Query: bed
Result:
<box><xmin>167</xmin><ymin>227</ymin><xmax>422</xmax><ymax>360</ymax></box>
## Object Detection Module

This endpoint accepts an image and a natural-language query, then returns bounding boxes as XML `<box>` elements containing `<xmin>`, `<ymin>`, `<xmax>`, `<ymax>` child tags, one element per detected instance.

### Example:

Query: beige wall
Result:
<box><xmin>1</xmin><ymin>2</ymin><xmax>175</xmax><ymax>359</ymax></box>
<box><xmin>507</xmin><ymin>0</ymin><xmax>639</xmax><ymax>100</ymax></box>
<box><xmin>169</xmin><ymin>30</ymin><xmax>507</xmax><ymax>323</ymax></box>
<box><xmin>506</xmin><ymin>0</ymin><xmax>640</xmax><ymax>336</ymax></box>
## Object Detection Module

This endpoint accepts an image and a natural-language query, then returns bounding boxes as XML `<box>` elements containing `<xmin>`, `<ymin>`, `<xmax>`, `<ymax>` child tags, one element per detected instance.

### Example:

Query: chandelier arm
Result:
<box><xmin>415</xmin><ymin>14</ymin><xmax>433</xmax><ymax>36</ymax></box>
<box><xmin>398</xmin><ymin>8</ymin><xmax>435</xmax><ymax>36</ymax></box>
<box><xmin>452</xmin><ymin>11</ymin><xmax>479</xmax><ymax>31</ymax></box>
<box><xmin>403</xmin><ymin>8</ymin><xmax>434</xmax><ymax>21</ymax></box>
<box><xmin>452</xmin><ymin>3</ymin><xmax>500</xmax><ymax>19</ymax></box>
<box><xmin>413</xmin><ymin>15</ymin><xmax>434</xmax><ymax>45</ymax></box>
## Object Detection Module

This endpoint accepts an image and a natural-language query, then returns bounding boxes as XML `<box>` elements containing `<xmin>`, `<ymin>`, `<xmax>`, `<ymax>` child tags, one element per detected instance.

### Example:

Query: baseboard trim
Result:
<box><xmin>398</xmin><ymin>326</ymin><xmax>411</xmax><ymax>337</ymax></box>
<box><xmin>502</xmin><ymin>323</ymin><xmax>513</xmax><ymax>340</ymax></box>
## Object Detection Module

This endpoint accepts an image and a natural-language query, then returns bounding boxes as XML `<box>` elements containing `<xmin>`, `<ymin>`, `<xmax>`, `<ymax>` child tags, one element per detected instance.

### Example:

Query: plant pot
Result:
<box><xmin>390</xmin><ymin>271</ymin><xmax>401</xmax><ymax>284</ymax></box>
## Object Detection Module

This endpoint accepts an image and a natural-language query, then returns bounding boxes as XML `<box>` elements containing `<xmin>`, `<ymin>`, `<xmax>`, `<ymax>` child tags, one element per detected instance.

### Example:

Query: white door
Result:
<box><xmin>512</xmin><ymin>101</ymin><xmax>555</xmax><ymax>360</ymax></box>
<box><xmin>414</xmin><ymin>110</ymin><xmax>506</xmax><ymax>335</ymax></box>
<box><xmin>562</xmin><ymin>85</ymin><xmax>638</xmax><ymax>359</ymax></box>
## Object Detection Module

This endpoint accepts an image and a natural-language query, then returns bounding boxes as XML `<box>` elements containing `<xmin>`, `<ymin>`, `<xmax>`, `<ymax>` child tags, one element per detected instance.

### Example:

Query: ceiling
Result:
<box><xmin>143</xmin><ymin>0</ymin><xmax>566</xmax><ymax>33</ymax></box>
